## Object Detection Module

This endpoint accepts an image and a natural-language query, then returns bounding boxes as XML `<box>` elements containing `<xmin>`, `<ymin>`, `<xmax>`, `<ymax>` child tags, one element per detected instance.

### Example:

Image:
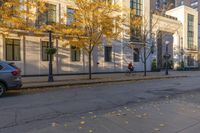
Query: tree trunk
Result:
<box><xmin>144</xmin><ymin>43</ymin><xmax>147</xmax><ymax>76</ymax></box>
<box><xmin>88</xmin><ymin>51</ymin><xmax>92</xmax><ymax>79</ymax></box>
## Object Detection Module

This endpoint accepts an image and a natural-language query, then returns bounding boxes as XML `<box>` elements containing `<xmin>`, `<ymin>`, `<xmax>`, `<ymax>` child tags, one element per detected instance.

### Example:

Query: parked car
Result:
<box><xmin>0</xmin><ymin>61</ymin><xmax>22</xmax><ymax>96</ymax></box>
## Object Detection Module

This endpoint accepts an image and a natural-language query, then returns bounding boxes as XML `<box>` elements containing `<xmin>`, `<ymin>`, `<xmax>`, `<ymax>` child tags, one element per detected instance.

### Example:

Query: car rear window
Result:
<box><xmin>8</xmin><ymin>63</ymin><xmax>18</xmax><ymax>69</ymax></box>
<box><xmin>0</xmin><ymin>65</ymin><xmax>3</xmax><ymax>70</ymax></box>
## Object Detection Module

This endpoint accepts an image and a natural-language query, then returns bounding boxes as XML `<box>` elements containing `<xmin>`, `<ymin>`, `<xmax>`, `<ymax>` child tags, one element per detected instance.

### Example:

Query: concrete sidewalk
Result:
<box><xmin>21</xmin><ymin>71</ymin><xmax>191</xmax><ymax>89</ymax></box>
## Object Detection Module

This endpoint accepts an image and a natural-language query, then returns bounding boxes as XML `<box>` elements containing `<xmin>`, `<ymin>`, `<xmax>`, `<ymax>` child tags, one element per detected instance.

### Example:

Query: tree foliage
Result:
<box><xmin>60</xmin><ymin>0</ymin><xmax>124</xmax><ymax>51</ymax></box>
<box><xmin>0</xmin><ymin>0</ymin><xmax>46</xmax><ymax>33</ymax></box>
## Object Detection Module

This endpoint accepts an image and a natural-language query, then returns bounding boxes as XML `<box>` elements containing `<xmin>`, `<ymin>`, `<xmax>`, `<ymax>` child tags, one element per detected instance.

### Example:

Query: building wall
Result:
<box><xmin>0</xmin><ymin>0</ymin><xmax>151</xmax><ymax>75</ymax></box>
<box><xmin>166</xmin><ymin>6</ymin><xmax>199</xmax><ymax>67</ymax></box>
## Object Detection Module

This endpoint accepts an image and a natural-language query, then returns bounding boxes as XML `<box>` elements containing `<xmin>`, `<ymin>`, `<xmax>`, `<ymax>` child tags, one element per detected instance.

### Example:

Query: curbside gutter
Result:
<box><xmin>21</xmin><ymin>75</ymin><xmax>188</xmax><ymax>90</ymax></box>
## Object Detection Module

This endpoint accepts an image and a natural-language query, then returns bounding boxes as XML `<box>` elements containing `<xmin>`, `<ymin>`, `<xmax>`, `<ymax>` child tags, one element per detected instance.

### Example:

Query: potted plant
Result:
<box><xmin>151</xmin><ymin>59</ymin><xmax>159</xmax><ymax>72</ymax></box>
<box><xmin>45</xmin><ymin>48</ymin><xmax>57</xmax><ymax>55</ymax></box>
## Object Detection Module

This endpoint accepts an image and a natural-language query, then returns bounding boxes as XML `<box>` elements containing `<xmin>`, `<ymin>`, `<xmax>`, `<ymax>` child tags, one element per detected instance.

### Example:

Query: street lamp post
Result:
<box><xmin>164</xmin><ymin>41</ymin><xmax>171</xmax><ymax>75</ymax></box>
<box><xmin>48</xmin><ymin>29</ymin><xmax>54</xmax><ymax>82</ymax></box>
<box><xmin>165</xmin><ymin>44</ymin><xmax>169</xmax><ymax>75</ymax></box>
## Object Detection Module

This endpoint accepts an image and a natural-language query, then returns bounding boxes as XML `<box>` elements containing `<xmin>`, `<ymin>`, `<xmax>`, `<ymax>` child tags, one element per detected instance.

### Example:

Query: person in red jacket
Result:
<box><xmin>128</xmin><ymin>62</ymin><xmax>134</xmax><ymax>73</ymax></box>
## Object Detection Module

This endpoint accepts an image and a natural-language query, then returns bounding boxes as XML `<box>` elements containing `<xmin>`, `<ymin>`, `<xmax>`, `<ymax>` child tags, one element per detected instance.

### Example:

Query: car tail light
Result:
<box><xmin>11</xmin><ymin>69</ymin><xmax>21</xmax><ymax>76</ymax></box>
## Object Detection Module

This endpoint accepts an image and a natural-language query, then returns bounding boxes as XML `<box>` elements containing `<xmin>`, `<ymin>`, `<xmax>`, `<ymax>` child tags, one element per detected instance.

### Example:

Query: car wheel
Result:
<box><xmin>0</xmin><ymin>83</ymin><xmax>6</xmax><ymax>97</ymax></box>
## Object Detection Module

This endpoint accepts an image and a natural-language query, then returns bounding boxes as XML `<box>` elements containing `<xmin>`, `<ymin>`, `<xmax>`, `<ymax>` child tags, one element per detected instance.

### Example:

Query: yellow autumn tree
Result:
<box><xmin>58</xmin><ymin>0</ymin><xmax>124</xmax><ymax>79</ymax></box>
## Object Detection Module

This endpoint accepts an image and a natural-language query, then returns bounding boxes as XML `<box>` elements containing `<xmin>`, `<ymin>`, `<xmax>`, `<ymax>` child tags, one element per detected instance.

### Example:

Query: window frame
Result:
<box><xmin>37</xmin><ymin>3</ymin><xmax>57</xmax><ymax>26</ymax></box>
<box><xmin>66</xmin><ymin>7</ymin><xmax>75</xmax><ymax>26</ymax></box>
<box><xmin>104</xmin><ymin>46</ymin><xmax>112</xmax><ymax>62</ymax></box>
<box><xmin>187</xmin><ymin>54</ymin><xmax>195</xmax><ymax>66</ymax></box>
<box><xmin>134</xmin><ymin>48</ymin><xmax>140</xmax><ymax>62</ymax></box>
<box><xmin>71</xmin><ymin>46</ymin><xmax>81</xmax><ymax>62</ymax></box>
<box><xmin>187</xmin><ymin>14</ymin><xmax>194</xmax><ymax>49</ymax></box>
<box><xmin>130</xmin><ymin>0</ymin><xmax>143</xmax><ymax>16</ymax></box>
<box><xmin>5</xmin><ymin>38</ymin><xmax>21</xmax><ymax>61</ymax></box>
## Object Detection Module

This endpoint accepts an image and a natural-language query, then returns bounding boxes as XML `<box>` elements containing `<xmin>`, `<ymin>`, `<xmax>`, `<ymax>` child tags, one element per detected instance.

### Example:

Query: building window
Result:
<box><xmin>130</xmin><ymin>0</ymin><xmax>142</xmax><ymax>16</ymax></box>
<box><xmin>187</xmin><ymin>14</ymin><xmax>194</xmax><ymax>49</ymax></box>
<box><xmin>67</xmin><ymin>8</ymin><xmax>75</xmax><ymax>26</ymax></box>
<box><xmin>191</xmin><ymin>1</ymin><xmax>198</xmax><ymax>8</ymax></box>
<box><xmin>130</xmin><ymin>24</ymin><xmax>142</xmax><ymax>41</ymax></box>
<box><xmin>71</xmin><ymin>46</ymin><xmax>80</xmax><ymax>62</ymax></box>
<box><xmin>130</xmin><ymin>0</ymin><xmax>142</xmax><ymax>41</ymax></box>
<box><xmin>104</xmin><ymin>46</ymin><xmax>112</xmax><ymax>62</ymax></box>
<box><xmin>187</xmin><ymin>55</ymin><xmax>195</xmax><ymax>66</ymax></box>
<box><xmin>106</xmin><ymin>0</ymin><xmax>112</xmax><ymax>4</ymax></box>
<box><xmin>6</xmin><ymin>39</ymin><xmax>20</xmax><ymax>61</ymax></box>
<box><xmin>134</xmin><ymin>48</ymin><xmax>140</xmax><ymax>62</ymax></box>
<box><xmin>41</xmin><ymin>41</ymin><xmax>54</xmax><ymax>61</ymax></box>
<box><xmin>37</xmin><ymin>3</ymin><xmax>56</xmax><ymax>26</ymax></box>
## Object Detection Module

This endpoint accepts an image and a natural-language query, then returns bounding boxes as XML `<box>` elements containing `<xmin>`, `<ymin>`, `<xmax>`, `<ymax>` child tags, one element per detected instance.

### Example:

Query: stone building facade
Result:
<box><xmin>0</xmin><ymin>0</ymin><xmax>198</xmax><ymax>76</ymax></box>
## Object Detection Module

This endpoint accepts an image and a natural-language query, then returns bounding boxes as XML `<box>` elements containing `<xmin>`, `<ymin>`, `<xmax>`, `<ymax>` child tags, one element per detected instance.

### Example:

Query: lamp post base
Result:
<box><xmin>48</xmin><ymin>75</ymin><xmax>54</xmax><ymax>82</ymax></box>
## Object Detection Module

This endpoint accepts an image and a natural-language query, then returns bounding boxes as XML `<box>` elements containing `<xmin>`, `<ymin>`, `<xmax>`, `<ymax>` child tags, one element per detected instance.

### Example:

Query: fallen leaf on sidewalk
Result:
<box><xmin>154</xmin><ymin>128</ymin><xmax>160</xmax><ymax>131</ymax></box>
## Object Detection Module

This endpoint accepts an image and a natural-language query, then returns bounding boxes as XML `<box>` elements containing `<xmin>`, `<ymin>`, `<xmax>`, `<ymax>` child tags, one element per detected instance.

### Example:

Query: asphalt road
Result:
<box><xmin>1</xmin><ymin>75</ymin><xmax>200</xmax><ymax>133</ymax></box>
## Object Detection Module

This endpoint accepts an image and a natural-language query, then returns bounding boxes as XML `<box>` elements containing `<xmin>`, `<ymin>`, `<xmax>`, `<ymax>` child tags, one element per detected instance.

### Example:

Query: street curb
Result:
<box><xmin>21</xmin><ymin>75</ymin><xmax>188</xmax><ymax>90</ymax></box>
